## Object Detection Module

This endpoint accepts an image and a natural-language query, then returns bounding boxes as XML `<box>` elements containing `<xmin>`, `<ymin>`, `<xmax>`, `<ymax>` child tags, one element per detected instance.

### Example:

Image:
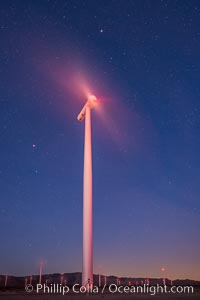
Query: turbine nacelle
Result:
<box><xmin>77</xmin><ymin>95</ymin><xmax>97</xmax><ymax>121</ymax></box>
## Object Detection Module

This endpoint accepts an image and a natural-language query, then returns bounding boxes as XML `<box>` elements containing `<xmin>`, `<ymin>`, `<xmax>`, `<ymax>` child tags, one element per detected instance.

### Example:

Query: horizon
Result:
<box><xmin>1</xmin><ymin>271</ymin><xmax>199</xmax><ymax>283</ymax></box>
<box><xmin>1</xmin><ymin>0</ymin><xmax>200</xmax><ymax>283</ymax></box>
<box><xmin>1</xmin><ymin>271</ymin><xmax>199</xmax><ymax>282</ymax></box>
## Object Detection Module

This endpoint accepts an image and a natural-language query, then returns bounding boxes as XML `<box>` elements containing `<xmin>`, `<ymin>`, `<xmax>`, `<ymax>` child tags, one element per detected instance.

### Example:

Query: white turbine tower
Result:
<box><xmin>77</xmin><ymin>94</ymin><xmax>97</xmax><ymax>289</ymax></box>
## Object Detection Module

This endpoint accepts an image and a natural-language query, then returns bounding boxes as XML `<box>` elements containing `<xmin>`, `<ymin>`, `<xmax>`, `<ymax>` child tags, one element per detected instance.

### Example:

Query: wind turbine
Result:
<box><xmin>5</xmin><ymin>275</ymin><xmax>8</xmax><ymax>288</ymax></box>
<box><xmin>98</xmin><ymin>273</ymin><xmax>101</xmax><ymax>288</ymax></box>
<box><xmin>77</xmin><ymin>94</ymin><xmax>97</xmax><ymax>289</ymax></box>
<box><xmin>60</xmin><ymin>274</ymin><xmax>64</xmax><ymax>285</ymax></box>
<box><xmin>98</xmin><ymin>265</ymin><xmax>102</xmax><ymax>288</ymax></box>
<box><xmin>39</xmin><ymin>261</ymin><xmax>44</xmax><ymax>285</ymax></box>
<box><xmin>161</xmin><ymin>267</ymin><xmax>166</xmax><ymax>285</ymax></box>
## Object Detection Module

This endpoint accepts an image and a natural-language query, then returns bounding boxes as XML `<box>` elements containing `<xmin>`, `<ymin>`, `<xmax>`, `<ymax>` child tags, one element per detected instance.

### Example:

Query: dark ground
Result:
<box><xmin>0</xmin><ymin>290</ymin><xmax>200</xmax><ymax>300</ymax></box>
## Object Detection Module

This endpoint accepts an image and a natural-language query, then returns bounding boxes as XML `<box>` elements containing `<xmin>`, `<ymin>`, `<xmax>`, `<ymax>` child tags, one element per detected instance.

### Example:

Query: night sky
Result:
<box><xmin>0</xmin><ymin>0</ymin><xmax>200</xmax><ymax>280</ymax></box>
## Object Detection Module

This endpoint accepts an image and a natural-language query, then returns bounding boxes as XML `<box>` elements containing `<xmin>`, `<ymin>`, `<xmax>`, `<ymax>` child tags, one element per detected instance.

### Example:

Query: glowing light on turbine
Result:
<box><xmin>161</xmin><ymin>267</ymin><xmax>165</xmax><ymax>272</ymax></box>
<box><xmin>38</xmin><ymin>44</ymin><xmax>150</xmax><ymax>159</ymax></box>
<box><xmin>77</xmin><ymin>94</ymin><xmax>97</xmax><ymax>121</ymax></box>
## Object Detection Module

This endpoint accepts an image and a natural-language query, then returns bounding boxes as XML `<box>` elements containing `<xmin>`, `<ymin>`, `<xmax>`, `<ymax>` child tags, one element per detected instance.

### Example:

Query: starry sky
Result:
<box><xmin>0</xmin><ymin>0</ymin><xmax>200</xmax><ymax>280</ymax></box>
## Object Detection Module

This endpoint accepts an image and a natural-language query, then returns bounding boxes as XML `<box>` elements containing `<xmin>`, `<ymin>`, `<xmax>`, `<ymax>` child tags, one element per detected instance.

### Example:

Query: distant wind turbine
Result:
<box><xmin>39</xmin><ymin>261</ymin><xmax>44</xmax><ymax>285</ymax></box>
<box><xmin>161</xmin><ymin>267</ymin><xmax>166</xmax><ymax>285</ymax></box>
<box><xmin>5</xmin><ymin>275</ymin><xmax>8</xmax><ymax>288</ymax></box>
